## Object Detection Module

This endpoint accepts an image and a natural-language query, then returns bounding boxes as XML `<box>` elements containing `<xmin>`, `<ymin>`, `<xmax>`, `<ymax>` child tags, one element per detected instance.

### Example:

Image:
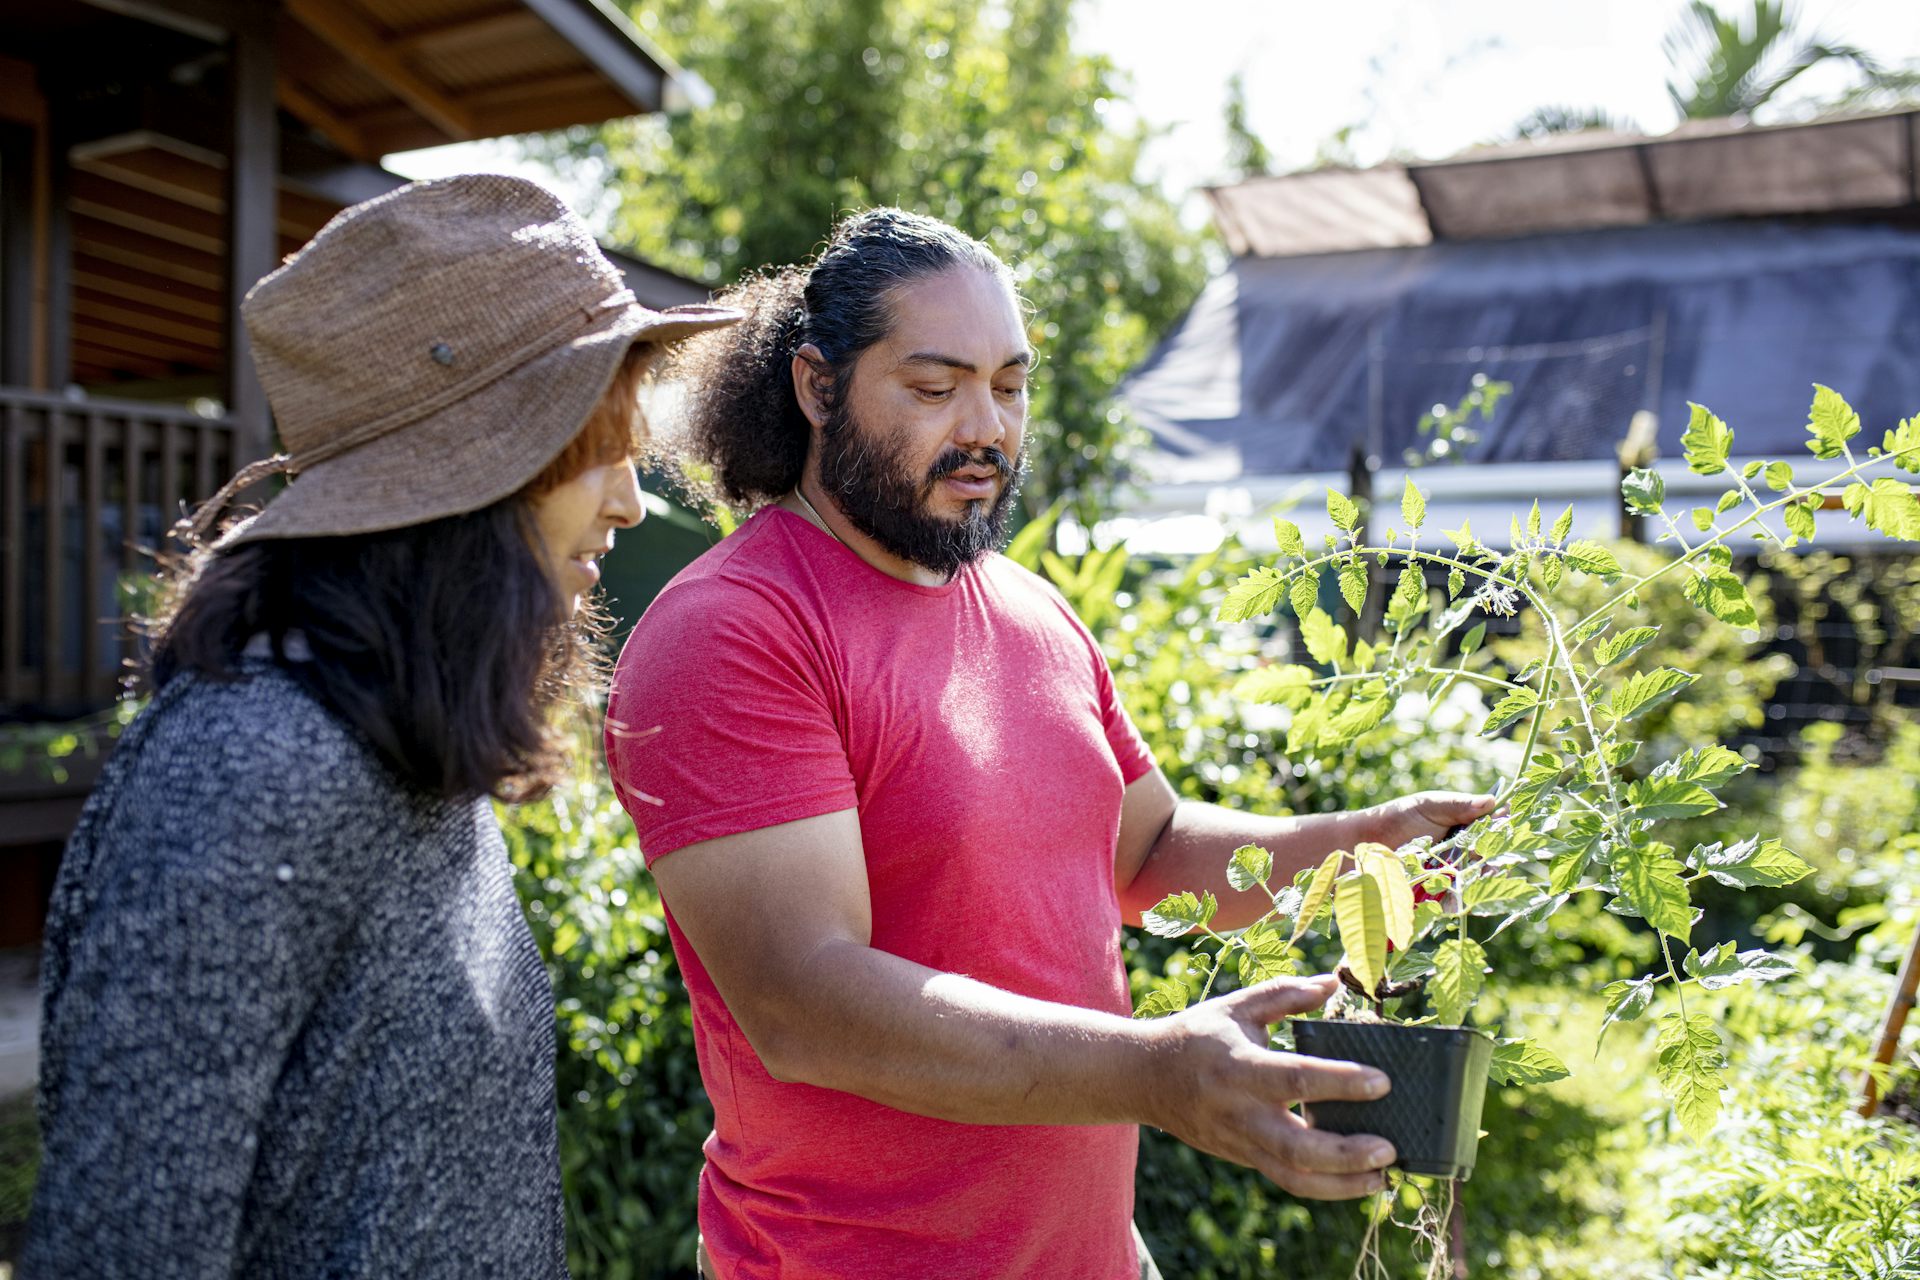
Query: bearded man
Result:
<box><xmin>606</xmin><ymin>208</ymin><xmax>1491</xmax><ymax>1280</ymax></box>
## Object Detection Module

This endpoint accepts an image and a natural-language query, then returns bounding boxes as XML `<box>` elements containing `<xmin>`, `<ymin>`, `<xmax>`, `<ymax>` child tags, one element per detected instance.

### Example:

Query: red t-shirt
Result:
<box><xmin>606</xmin><ymin>507</ymin><xmax>1157</xmax><ymax>1280</ymax></box>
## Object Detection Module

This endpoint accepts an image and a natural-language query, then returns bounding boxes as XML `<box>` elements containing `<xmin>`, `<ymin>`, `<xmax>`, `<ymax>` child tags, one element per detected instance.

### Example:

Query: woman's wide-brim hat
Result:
<box><xmin>211</xmin><ymin>173</ymin><xmax>740</xmax><ymax>547</ymax></box>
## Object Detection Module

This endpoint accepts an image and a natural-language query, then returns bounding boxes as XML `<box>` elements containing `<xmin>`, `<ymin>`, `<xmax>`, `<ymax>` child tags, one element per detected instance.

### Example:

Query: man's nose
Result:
<box><xmin>951</xmin><ymin>384</ymin><xmax>1005</xmax><ymax>450</ymax></box>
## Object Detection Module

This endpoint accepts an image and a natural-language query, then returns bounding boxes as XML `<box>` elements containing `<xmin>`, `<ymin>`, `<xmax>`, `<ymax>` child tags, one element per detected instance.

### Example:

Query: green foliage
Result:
<box><xmin>567</xmin><ymin>0</ymin><xmax>1209</xmax><ymax>526</ymax></box>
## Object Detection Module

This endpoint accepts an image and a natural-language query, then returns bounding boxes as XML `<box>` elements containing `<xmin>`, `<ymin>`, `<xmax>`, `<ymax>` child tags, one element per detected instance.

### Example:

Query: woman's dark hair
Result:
<box><xmin>140</xmin><ymin>343</ymin><xmax>656</xmax><ymax>804</ymax></box>
<box><xmin>657</xmin><ymin>207</ymin><xmax>1011</xmax><ymax>510</ymax></box>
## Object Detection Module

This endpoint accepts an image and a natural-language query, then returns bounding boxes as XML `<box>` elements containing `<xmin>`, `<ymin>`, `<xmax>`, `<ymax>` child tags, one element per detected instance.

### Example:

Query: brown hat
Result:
<box><xmin>207</xmin><ymin>173</ymin><xmax>739</xmax><ymax>547</ymax></box>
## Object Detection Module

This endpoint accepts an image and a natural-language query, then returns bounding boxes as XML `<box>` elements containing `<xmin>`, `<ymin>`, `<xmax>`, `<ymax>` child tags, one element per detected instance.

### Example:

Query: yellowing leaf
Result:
<box><xmin>1355</xmin><ymin>842</ymin><xmax>1414</xmax><ymax>949</ymax></box>
<box><xmin>1334</xmin><ymin>871</ymin><xmax>1387</xmax><ymax>999</ymax></box>
<box><xmin>1290</xmin><ymin>850</ymin><xmax>1345</xmax><ymax>945</ymax></box>
<box><xmin>1806</xmin><ymin>383</ymin><xmax>1860</xmax><ymax>460</ymax></box>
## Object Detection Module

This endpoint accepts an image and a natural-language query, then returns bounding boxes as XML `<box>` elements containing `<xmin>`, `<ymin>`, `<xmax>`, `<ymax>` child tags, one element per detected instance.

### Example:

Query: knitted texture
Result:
<box><xmin>22</xmin><ymin>660</ymin><xmax>567</xmax><ymax>1278</ymax></box>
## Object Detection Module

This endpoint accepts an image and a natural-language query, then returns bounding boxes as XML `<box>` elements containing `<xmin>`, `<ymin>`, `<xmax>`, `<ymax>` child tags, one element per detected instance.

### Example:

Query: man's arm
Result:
<box><xmin>649</xmin><ymin>808</ymin><xmax>1400</xmax><ymax>1200</ymax></box>
<box><xmin>1113</xmin><ymin>769</ymin><xmax>1496</xmax><ymax>931</ymax></box>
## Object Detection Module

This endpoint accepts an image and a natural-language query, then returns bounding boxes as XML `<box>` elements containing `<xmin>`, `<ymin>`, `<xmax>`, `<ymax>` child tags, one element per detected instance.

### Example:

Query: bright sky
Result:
<box><xmin>390</xmin><ymin>0</ymin><xmax>1920</xmax><ymax>221</ymax></box>
<box><xmin>1077</xmin><ymin>0</ymin><xmax>1920</xmax><ymax>205</ymax></box>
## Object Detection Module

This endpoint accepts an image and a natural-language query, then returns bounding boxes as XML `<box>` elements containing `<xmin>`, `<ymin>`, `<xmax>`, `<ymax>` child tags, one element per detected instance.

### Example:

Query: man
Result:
<box><xmin>607</xmin><ymin>207</ymin><xmax>1491</xmax><ymax>1279</ymax></box>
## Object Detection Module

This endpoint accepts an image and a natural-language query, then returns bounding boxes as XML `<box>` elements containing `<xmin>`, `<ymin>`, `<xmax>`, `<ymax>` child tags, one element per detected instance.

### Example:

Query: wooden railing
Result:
<box><xmin>1</xmin><ymin>387</ymin><xmax>238</xmax><ymax>717</ymax></box>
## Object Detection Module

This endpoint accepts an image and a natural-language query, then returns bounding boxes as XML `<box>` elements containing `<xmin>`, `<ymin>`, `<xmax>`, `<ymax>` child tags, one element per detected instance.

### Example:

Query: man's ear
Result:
<box><xmin>791</xmin><ymin>344</ymin><xmax>833</xmax><ymax>430</ymax></box>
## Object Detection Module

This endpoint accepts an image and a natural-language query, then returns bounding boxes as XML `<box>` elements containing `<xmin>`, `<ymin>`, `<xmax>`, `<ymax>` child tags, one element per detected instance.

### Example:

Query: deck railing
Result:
<box><xmin>1</xmin><ymin>387</ymin><xmax>237</xmax><ymax>717</ymax></box>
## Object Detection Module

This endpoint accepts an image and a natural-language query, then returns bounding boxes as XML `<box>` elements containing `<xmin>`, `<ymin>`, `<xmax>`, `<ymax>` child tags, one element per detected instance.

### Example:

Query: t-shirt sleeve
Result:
<box><xmin>607</xmin><ymin>577</ymin><xmax>859</xmax><ymax>863</ymax></box>
<box><xmin>1090</xmin><ymin>630</ymin><xmax>1158</xmax><ymax>786</ymax></box>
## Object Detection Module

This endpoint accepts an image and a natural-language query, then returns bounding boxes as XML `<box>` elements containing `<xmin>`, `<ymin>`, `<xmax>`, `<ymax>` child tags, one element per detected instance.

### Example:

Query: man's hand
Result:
<box><xmin>1363</xmin><ymin>790</ymin><xmax>1497</xmax><ymax>850</ymax></box>
<box><xmin>1144</xmin><ymin>974</ymin><xmax>1398</xmax><ymax>1200</ymax></box>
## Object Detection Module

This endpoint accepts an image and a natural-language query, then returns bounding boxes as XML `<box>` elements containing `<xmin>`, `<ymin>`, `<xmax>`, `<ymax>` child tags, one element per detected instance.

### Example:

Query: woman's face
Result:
<box><xmin>528</xmin><ymin>459</ymin><xmax>645</xmax><ymax>617</ymax></box>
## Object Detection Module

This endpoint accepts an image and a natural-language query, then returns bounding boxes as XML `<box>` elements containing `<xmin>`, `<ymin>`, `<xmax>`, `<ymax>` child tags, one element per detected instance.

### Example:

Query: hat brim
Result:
<box><xmin>218</xmin><ymin>300</ymin><xmax>740</xmax><ymax>548</ymax></box>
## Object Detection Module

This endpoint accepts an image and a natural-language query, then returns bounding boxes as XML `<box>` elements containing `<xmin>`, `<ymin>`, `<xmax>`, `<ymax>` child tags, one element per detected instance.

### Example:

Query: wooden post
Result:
<box><xmin>1860</xmin><ymin>917</ymin><xmax>1920</xmax><ymax>1118</ymax></box>
<box><xmin>42</xmin><ymin>102</ymin><xmax>70</xmax><ymax>394</ymax></box>
<box><xmin>0</xmin><ymin>121</ymin><xmax>35</xmax><ymax>388</ymax></box>
<box><xmin>225</xmin><ymin>1</ymin><xmax>279</xmax><ymax>467</ymax></box>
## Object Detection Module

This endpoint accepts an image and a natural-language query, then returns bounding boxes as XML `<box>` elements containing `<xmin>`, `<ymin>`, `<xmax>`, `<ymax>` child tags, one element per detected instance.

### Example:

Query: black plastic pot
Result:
<box><xmin>1288</xmin><ymin>1019</ymin><xmax>1494</xmax><ymax>1180</ymax></box>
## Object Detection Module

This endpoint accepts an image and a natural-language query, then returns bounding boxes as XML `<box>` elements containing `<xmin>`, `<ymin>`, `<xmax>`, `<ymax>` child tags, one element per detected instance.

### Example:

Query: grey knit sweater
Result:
<box><xmin>22</xmin><ymin>659</ymin><xmax>568</xmax><ymax>1279</ymax></box>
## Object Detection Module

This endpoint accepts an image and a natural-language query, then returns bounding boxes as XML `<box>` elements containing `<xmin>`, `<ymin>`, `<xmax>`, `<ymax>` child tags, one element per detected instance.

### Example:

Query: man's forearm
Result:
<box><xmin>1122</xmin><ymin>802</ymin><xmax>1383</xmax><ymax>930</ymax></box>
<box><xmin>759</xmin><ymin>937</ymin><xmax>1171</xmax><ymax>1127</ymax></box>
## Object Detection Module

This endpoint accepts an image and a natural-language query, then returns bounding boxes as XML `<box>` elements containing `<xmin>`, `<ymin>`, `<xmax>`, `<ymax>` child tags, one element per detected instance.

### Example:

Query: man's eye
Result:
<box><xmin>996</xmin><ymin>384</ymin><xmax>1026</xmax><ymax>399</ymax></box>
<box><xmin>915</xmin><ymin>387</ymin><xmax>955</xmax><ymax>401</ymax></box>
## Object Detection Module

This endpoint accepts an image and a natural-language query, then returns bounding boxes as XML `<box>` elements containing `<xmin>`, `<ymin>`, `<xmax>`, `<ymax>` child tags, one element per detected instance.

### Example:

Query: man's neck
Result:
<box><xmin>783</xmin><ymin>476</ymin><xmax>954</xmax><ymax>588</ymax></box>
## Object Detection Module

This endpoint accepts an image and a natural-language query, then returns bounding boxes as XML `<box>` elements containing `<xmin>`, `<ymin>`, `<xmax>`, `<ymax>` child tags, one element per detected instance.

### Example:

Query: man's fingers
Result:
<box><xmin>1259</xmin><ymin>1165</ymin><xmax>1391</xmax><ymax>1201</ymax></box>
<box><xmin>1424</xmin><ymin>790</ymin><xmax>1497</xmax><ymax>823</ymax></box>
<box><xmin>1250</xmin><ymin>1050</ymin><xmax>1391</xmax><ymax>1105</ymax></box>
<box><xmin>1222</xmin><ymin>974</ymin><xmax>1339</xmax><ymax>1026</ymax></box>
<box><xmin>1253</xmin><ymin>1110</ymin><xmax>1396</xmax><ymax>1174</ymax></box>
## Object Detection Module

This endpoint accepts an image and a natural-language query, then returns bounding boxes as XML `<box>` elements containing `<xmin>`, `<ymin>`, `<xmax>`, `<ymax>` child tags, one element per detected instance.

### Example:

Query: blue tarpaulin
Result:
<box><xmin>1124</xmin><ymin>218</ymin><xmax>1920</xmax><ymax>478</ymax></box>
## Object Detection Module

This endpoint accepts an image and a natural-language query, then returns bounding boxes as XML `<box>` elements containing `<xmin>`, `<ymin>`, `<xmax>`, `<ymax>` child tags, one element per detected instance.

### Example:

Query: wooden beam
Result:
<box><xmin>73</xmin><ymin>215</ymin><xmax>225</xmax><ymax>291</ymax></box>
<box><xmin>228</xmin><ymin>1</ymin><xmax>279</xmax><ymax>464</ymax></box>
<box><xmin>75</xmin><ymin>257</ymin><xmax>224</xmax><ymax>323</ymax></box>
<box><xmin>75</xmin><ymin>145</ymin><xmax>337</xmax><ymax>236</ymax></box>
<box><xmin>277</xmin><ymin>77</ymin><xmax>375</xmax><ymax>161</ymax></box>
<box><xmin>70</xmin><ymin>172</ymin><xmax>307</xmax><ymax>261</ymax></box>
<box><xmin>393</xmin><ymin>7</ymin><xmax>544</xmax><ymax>58</ymax></box>
<box><xmin>285</xmin><ymin>0</ymin><xmax>476</xmax><ymax>142</ymax></box>
<box><xmin>74</xmin><ymin>316</ymin><xmax>218</xmax><ymax>366</ymax></box>
<box><xmin>70</xmin><ymin>339</ymin><xmax>175</xmax><ymax>382</ymax></box>
<box><xmin>73</xmin><ymin>288</ymin><xmax>223</xmax><ymax>350</ymax></box>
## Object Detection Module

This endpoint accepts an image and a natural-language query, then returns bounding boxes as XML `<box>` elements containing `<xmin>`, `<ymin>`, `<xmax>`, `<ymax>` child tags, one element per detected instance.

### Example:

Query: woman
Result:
<box><xmin>20</xmin><ymin>175</ymin><xmax>738</xmax><ymax>1278</ymax></box>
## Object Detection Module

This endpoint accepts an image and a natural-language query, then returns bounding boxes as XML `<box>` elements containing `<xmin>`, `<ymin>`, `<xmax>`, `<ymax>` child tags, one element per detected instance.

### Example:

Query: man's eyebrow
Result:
<box><xmin>896</xmin><ymin>350</ymin><xmax>1036</xmax><ymax>373</ymax></box>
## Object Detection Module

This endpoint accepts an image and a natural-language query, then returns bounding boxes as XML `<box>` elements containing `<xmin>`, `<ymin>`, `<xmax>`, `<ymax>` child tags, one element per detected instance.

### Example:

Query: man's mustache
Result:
<box><xmin>926</xmin><ymin>447</ymin><xmax>1016</xmax><ymax>483</ymax></box>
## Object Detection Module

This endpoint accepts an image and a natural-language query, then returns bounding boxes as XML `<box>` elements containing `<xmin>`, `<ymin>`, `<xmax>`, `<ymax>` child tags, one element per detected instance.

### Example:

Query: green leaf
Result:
<box><xmin>1431</xmin><ymin>937</ymin><xmax>1487</xmax><ymax>1026</ymax></box>
<box><xmin>1539</xmin><ymin>553</ymin><xmax>1565</xmax><ymax>591</ymax></box>
<box><xmin>1681</xmin><ymin>402</ymin><xmax>1733</xmax><ymax>475</ymax></box>
<box><xmin>1806</xmin><ymin>383</ymin><xmax>1860</xmax><ymax>460</ymax></box>
<box><xmin>1655</xmin><ymin>1011</ymin><xmax>1725</xmax><ymax>1137</ymax></box>
<box><xmin>1274</xmin><ymin>517</ymin><xmax>1306</xmax><ymax>557</ymax></box>
<box><xmin>1289</xmin><ymin>850</ymin><xmax>1346</xmax><ymax>945</ymax></box>
<box><xmin>1682</xmin><ymin>941</ymin><xmax>1797</xmax><ymax>991</ymax></box>
<box><xmin>1783</xmin><ymin>498</ymin><xmax>1818</xmax><ymax>541</ymax></box>
<box><xmin>1608</xmin><ymin>667</ymin><xmax>1696</xmax><ymax>722</ymax></box>
<box><xmin>1236</xmin><ymin>920</ymin><xmax>1296</xmax><ymax>987</ymax></box>
<box><xmin>1480</xmin><ymin>688</ymin><xmax>1540</xmax><ymax>736</ymax></box>
<box><xmin>1661</xmin><ymin>744</ymin><xmax>1750</xmax><ymax>789</ymax></box>
<box><xmin>1563</xmin><ymin>540</ymin><xmax>1622</xmax><ymax>580</ymax></box>
<box><xmin>1622</xmin><ymin>467</ymin><xmax>1665</xmax><ymax>515</ymax></box>
<box><xmin>1682</xmin><ymin>566</ymin><xmax>1758</xmax><ymax>627</ymax></box>
<box><xmin>1133</xmin><ymin>981</ymin><xmax>1189</xmax><ymax>1019</ymax></box>
<box><xmin>1881</xmin><ymin>416</ymin><xmax>1920</xmax><ymax>474</ymax></box>
<box><xmin>1593</xmin><ymin>625</ymin><xmax>1659</xmax><ymax>666</ymax></box>
<box><xmin>1691</xmin><ymin>506</ymin><xmax>1715</xmax><ymax>532</ymax></box>
<box><xmin>1385</xmin><ymin>565</ymin><xmax>1426</xmax><ymax>631</ymax></box>
<box><xmin>1327</xmin><ymin>489</ymin><xmax>1359</xmax><ymax>533</ymax></box>
<box><xmin>1288</xmin><ymin>573</ymin><xmax>1319</xmax><ymax>621</ymax></box>
<box><xmin>1142</xmin><ymin>890</ymin><xmax>1217</xmax><ymax>938</ymax></box>
<box><xmin>1334</xmin><ymin>871</ymin><xmax>1388</xmax><ymax>999</ymax></box>
<box><xmin>1740</xmin><ymin>459</ymin><xmax>1763</xmax><ymax>480</ymax></box>
<box><xmin>1462</xmin><ymin>874</ymin><xmax>1535</xmax><ymax>916</ymax></box>
<box><xmin>1488</xmin><ymin>1037</ymin><xmax>1570</xmax><ymax>1087</ymax></box>
<box><xmin>1700</xmin><ymin>836</ymin><xmax>1812</xmax><ymax>889</ymax></box>
<box><xmin>1003</xmin><ymin>499</ymin><xmax>1063</xmax><ymax>569</ymax></box>
<box><xmin>1401</xmin><ymin>477</ymin><xmax>1426</xmax><ymax>529</ymax></box>
<box><xmin>1338</xmin><ymin>561</ymin><xmax>1368</xmax><ymax>614</ymax></box>
<box><xmin>1548</xmin><ymin>841</ymin><xmax>1598</xmax><ymax>894</ymax></box>
<box><xmin>1846</xmin><ymin>477</ymin><xmax>1920</xmax><ymax>541</ymax></box>
<box><xmin>1299</xmin><ymin>608</ymin><xmax>1349</xmax><ymax>667</ymax></box>
<box><xmin>1227</xmin><ymin>844</ymin><xmax>1274</xmax><ymax>892</ymax></box>
<box><xmin>1218</xmin><ymin>567</ymin><xmax>1288</xmax><ymax>623</ymax></box>
<box><xmin>1447</xmin><ymin>566</ymin><xmax>1465</xmax><ymax>600</ymax></box>
<box><xmin>1443</xmin><ymin>519</ymin><xmax>1477</xmax><ymax>552</ymax></box>
<box><xmin>1763</xmin><ymin>460</ymin><xmax>1795</xmax><ymax>491</ymax></box>
<box><xmin>1551</xmin><ymin>504</ymin><xmax>1574</xmax><ymax>543</ymax></box>
<box><xmin>1461</xmin><ymin>621</ymin><xmax>1487</xmax><ymax>655</ymax></box>
<box><xmin>1526</xmin><ymin>499</ymin><xmax>1542</xmax><ymax>537</ymax></box>
<box><xmin>1600</xmin><ymin>977</ymin><xmax>1656</xmax><ymax>1039</ymax></box>
<box><xmin>1626</xmin><ymin>776</ymin><xmax>1723</xmax><ymax>821</ymax></box>
<box><xmin>1615</xmin><ymin>841</ymin><xmax>1693</xmax><ymax>941</ymax></box>
<box><xmin>1325</xmin><ymin>684</ymin><xmax>1393</xmax><ymax>744</ymax></box>
<box><xmin>1233</xmin><ymin>664</ymin><xmax>1316</xmax><ymax>708</ymax></box>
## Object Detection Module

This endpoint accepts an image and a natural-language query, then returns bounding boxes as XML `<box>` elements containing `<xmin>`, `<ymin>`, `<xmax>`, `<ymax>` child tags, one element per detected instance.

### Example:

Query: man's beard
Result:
<box><xmin>815</xmin><ymin>399</ymin><xmax>1026</xmax><ymax>579</ymax></box>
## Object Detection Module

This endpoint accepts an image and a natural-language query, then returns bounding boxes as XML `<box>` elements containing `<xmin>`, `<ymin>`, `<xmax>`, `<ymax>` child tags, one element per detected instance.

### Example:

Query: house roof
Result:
<box><xmin>1208</xmin><ymin>110</ymin><xmax>1920</xmax><ymax>258</ymax></box>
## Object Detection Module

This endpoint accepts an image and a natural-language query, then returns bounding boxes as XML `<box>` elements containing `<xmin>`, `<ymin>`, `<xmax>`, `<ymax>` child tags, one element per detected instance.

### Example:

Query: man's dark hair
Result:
<box><xmin>658</xmin><ymin>207</ymin><xmax>1012</xmax><ymax>510</ymax></box>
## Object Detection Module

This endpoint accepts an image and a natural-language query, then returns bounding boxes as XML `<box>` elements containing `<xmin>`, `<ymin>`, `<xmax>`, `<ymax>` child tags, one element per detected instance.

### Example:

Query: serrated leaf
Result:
<box><xmin>1881</xmin><ymin>416</ymin><xmax>1920</xmax><ymax>474</ymax></box>
<box><xmin>1764</xmin><ymin>460</ymin><xmax>1794</xmax><ymax>490</ymax></box>
<box><xmin>1616</xmin><ymin>841</ymin><xmax>1692</xmax><ymax>941</ymax></box>
<box><xmin>1806</xmin><ymin>383</ymin><xmax>1860</xmax><ymax>460</ymax></box>
<box><xmin>1660</xmin><ymin>744</ymin><xmax>1750</xmax><ymax>789</ymax></box>
<box><xmin>1355</xmin><ymin>842</ymin><xmax>1415</xmax><ymax>950</ymax></box>
<box><xmin>1133</xmin><ymin>982</ymin><xmax>1189</xmax><ymax>1018</ymax></box>
<box><xmin>1540</xmin><ymin>553</ymin><xmax>1565</xmax><ymax>591</ymax></box>
<box><xmin>1234</xmin><ymin>664</ymin><xmax>1316</xmax><ymax>708</ymax></box>
<box><xmin>1290</xmin><ymin>850</ymin><xmax>1345</xmax><ymax>945</ymax></box>
<box><xmin>1683</xmin><ymin>565</ymin><xmax>1758</xmax><ymax>627</ymax></box>
<box><xmin>1339</xmin><ymin>561</ymin><xmax>1367</xmax><ymax>614</ymax></box>
<box><xmin>1462</xmin><ymin>874</ymin><xmax>1535</xmax><ymax>916</ymax></box>
<box><xmin>1608</xmin><ymin>667</ymin><xmax>1696</xmax><ymax>722</ymax></box>
<box><xmin>1447</xmin><ymin>566</ymin><xmax>1465</xmax><ymax>600</ymax></box>
<box><xmin>1218</xmin><ymin>567</ymin><xmax>1288</xmax><ymax>622</ymax></box>
<box><xmin>1682</xmin><ymin>942</ymin><xmax>1797</xmax><ymax>991</ymax></box>
<box><xmin>1783</xmin><ymin>498</ymin><xmax>1817</xmax><ymax>541</ymax></box>
<box><xmin>1527</xmin><ymin>499</ymin><xmax>1542</xmax><ymax>537</ymax></box>
<box><xmin>1622</xmin><ymin>467</ymin><xmax>1665</xmax><ymax>515</ymax></box>
<box><xmin>1700</xmin><ymin>836</ymin><xmax>1811</xmax><ymax>888</ymax></box>
<box><xmin>1143</xmin><ymin>890</ymin><xmax>1217</xmax><ymax>938</ymax></box>
<box><xmin>1600</xmin><ymin>977</ymin><xmax>1656</xmax><ymax>1040</ymax></box>
<box><xmin>1274</xmin><ymin>517</ymin><xmax>1306</xmax><ymax>557</ymax></box>
<box><xmin>1480</xmin><ymin>688</ymin><xmax>1539</xmax><ymax>736</ymax></box>
<box><xmin>1335</xmin><ymin>871</ymin><xmax>1388</xmax><ymax>999</ymax></box>
<box><xmin>1236</xmin><ymin>920</ymin><xmax>1295</xmax><ymax>987</ymax></box>
<box><xmin>1325</xmin><ymin>684</ymin><xmax>1393</xmax><ymax>744</ymax></box>
<box><xmin>1288</xmin><ymin>573</ymin><xmax>1319</xmax><ymax>620</ymax></box>
<box><xmin>1847</xmin><ymin>477</ymin><xmax>1920</xmax><ymax>541</ymax></box>
<box><xmin>1228</xmin><ymin>844</ymin><xmax>1274</xmax><ymax>892</ymax></box>
<box><xmin>1488</xmin><ymin>1037</ymin><xmax>1570</xmax><ymax>1086</ymax></box>
<box><xmin>1299</xmin><ymin>608</ymin><xmax>1349</xmax><ymax>667</ymax></box>
<box><xmin>1681</xmin><ymin>402</ymin><xmax>1733</xmax><ymax>475</ymax></box>
<box><xmin>1594</xmin><ymin>625</ymin><xmax>1659</xmax><ymax>666</ymax></box>
<box><xmin>1548</xmin><ymin>841</ymin><xmax>1597</xmax><ymax>894</ymax></box>
<box><xmin>1655</xmin><ymin>1011</ymin><xmax>1725</xmax><ymax>1137</ymax></box>
<box><xmin>1327</xmin><ymin>489</ymin><xmax>1359</xmax><ymax>533</ymax></box>
<box><xmin>1443</xmin><ymin>519</ymin><xmax>1477</xmax><ymax>552</ymax></box>
<box><xmin>1431</xmin><ymin>937</ymin><xmax>1487</xmax><ymax>1026</ymax></box>
<box><xmin>1551</xmin><ymin>504</ymin><xmax>1574</xmax><ymax>543</ymax></box>
<box><xmin>1402</xmin><ymin>477</ymin><xmax>1427</xmax><ymax>529</ymax></box>
<box><xmin>1564</xmin><ymin>540</ymin><xmax>1622</xmax><ymax>579</ymax></box>
<box><xmin>1626</xmin><ymin>776</ymin><xmax>1723</xmax><ymax>821</ymax></box>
